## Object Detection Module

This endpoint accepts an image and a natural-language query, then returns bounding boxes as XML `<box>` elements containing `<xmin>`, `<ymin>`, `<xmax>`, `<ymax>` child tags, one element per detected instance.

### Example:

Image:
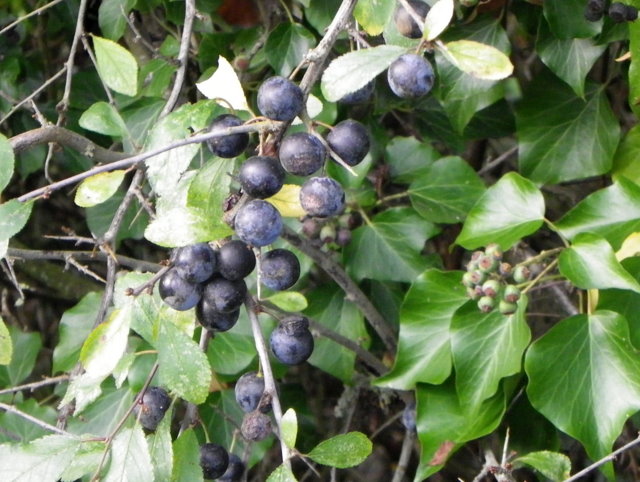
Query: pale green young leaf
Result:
<box><xmin>104</xmin><ymin>426</ymin><xmax>154</xmax><ymax>482</ymax></box>
<box><xmin>266</xmin><ymin>291</ymin><xmax>308</xmax><ymax>312</ymax></box>
<box><xmin>354</xmin><ymin>0</ymin><xmax>395</xmax><ymax>36</ymax></box>
<box><xmin>59</xmin><ymin>440</ymin><xmax>105</xmax><ymax>481</ymax></box>
<box><xmin>79</xmin><ymin>101</ymin><xmax>129</xmax><ymax>137</ymax></box>
<box><xmin>307</xmin><ymin>432</ymin><xmax>372</xmax><ymax>468</ymax></box>
<box><xmin>439</xmin><ymin>40</ymin><xmax>513</xmax><ymax>80</ymax></box>
<box><xmin>514</xmin><ymin>451</ymin><xmax>571</xmax><ymax>481</ymax></box>
<box><xmin>0</xmin><ymin>200</ymin><xmax>33</xmax><ymax>241</ymax></box>
<box><xmin>266</xmin><ymin>23</ymin><xmax>316</xmax><ymax>77</ymax></box>
<box><xmin>266</xmin><ymin>464</ymin><xmax>297</xmax><ymax>482</ymax></box>
<box><xmin>75</xmin><ymin>170</ymin><xmax>126</xmax><ymax>208</ymax></box>
<box><xmin>92</xmin><ymin>35</ymin><xmax>138</xmax><ymax>96</ymax></box>
<box><xmin>423</xmin><ymin>0</ymin><xmax>454</xmax><ymax>41</ymax></box>
<box><xmin>0</xmin><ymin>326</ymin><xmax>42</xmax><ymax>386</ymax></box>
<box><xmin>0</xmin><ymin>134</ymin><xmax>14</xmax><ymax>194</ymax></box>
<box><xmin>98</xmin><ymin>0</ymin><xmax>135</xmax><ymax>40</ymax></box>
<box><xmin>147</xmin><ymin>411</ymin><xmax>173</xmax><ymax>481</ymax></box>
<box><xmin>281</xmin><ymin>408</ymin><xmax>298</xmax><ymax>449</ymax></box>
<box><xmin>0</xmin><ymin>317</ymin><xmax>11</xmax><ymax>365</ymax></box>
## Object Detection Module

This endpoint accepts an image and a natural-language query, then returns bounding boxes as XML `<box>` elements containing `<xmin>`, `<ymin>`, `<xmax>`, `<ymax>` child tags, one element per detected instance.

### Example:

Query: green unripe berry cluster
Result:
<box><xmin>463</xmin><ymin>243</ymin><xmax>526</xmax><ymax>316</ymax></box>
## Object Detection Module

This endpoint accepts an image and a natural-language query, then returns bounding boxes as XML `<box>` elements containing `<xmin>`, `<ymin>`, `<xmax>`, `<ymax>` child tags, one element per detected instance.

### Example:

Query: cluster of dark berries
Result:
<box><xmin>585</xmin><ymin>0</ymin><xmax>638</xmax><ymax>22</ymax></box>
<box><xmin>462</xmin><ymin>243</ymin><xmax>529</xmax><ymax>315</ymax></box>
<box><xmin>302</xmin><ymin>211</ymin><xmax>362</xmax><ymax>248</ymax></box>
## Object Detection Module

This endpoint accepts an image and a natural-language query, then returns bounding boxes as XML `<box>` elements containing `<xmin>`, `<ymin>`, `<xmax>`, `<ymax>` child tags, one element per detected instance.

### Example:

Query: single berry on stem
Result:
<box><xmin>257</xmin><ymin>76</ymin><xmax>304</xmax><ymax>121</ymax></box>
<box><xmin>477</xmin><ymin>296</ymin><xmax>496</xmax><ymax>313</ymax></box>
<box><xmin>270</xmin><ymin>316</ymin><xmax>314</xmax><ymax>365</ymax></box>
<box><xmin>394</xmin><ymin>0</ymin><xmax>430</xmax><ymax>38</ymax></box>
<box><xmin>172</xmin><ymin>243</ymin><xmax>217</xmax><ymax>283</ymax></box>
<box><xmin>481</xmin><ymin>279</ymin><xmax>501</xmax><ymax>298</ymax></box>
<box><xmin>503</xmin><ymin>285</ymin><xmax>521</xmax><ymax>303</ymax></box>
<box><xmin>387</xmin><ymin>54</ymin><xmax>435</xmax><ymax>99</ymax></box>
<box><xmin>512</xmin><ymin>265</ymin><xmax>531</xmax><ymax>283</ymax></box>
<box><xmin>200</xmin><ymin>276</ymin><xmax>247</xmax><ymax>313</ymax></box>
<box><xmin>158</xmin><ymin>268</ymin><xmax>202</xmax><ymax>311</ymax></box>
<box><xmin>241</xmin><ymin>411</ymin><xmax>272</xmax><ymax>441</ymax></box>
<box><xmin>499</xmin><ymin>300</ymin><xmax>518</xmax><ymax>315</ymax></box>
<box><xmin>326</xmin><ymin>119</ymin><xmax>370</xmax><ymax>167</ymax></box>
<box><xmin>200</xmin><ymin>443</ymin><xmax>229</xmax><ymax>480</ymax></box>
<box><xmin>260</xmin><ymin>248</ymin><xmax>301</xmax><ymax>291</ymax></box>
<box><xmin>279</xmin><ymin>132</ymin><xmax>326</xmax><ymax>176</ymax></box>
<box><xmin>238</xmin><ymin>155</ymin><xmax>285</xmax><ymax>199</ymax></box>
<box><xmin>235</xmin><ymin>371</ymin><xmax>267</xmax><ymax>413</ymax></box>
<box><xmin>234</xmin><ymin>200</ymin><xmax>283</xmax><ymax>247</ymax></box>
<box><xmin>133</xmin><ymin>386</ymin><xmax>171</xmax><ymax>431</ymax></box>
<box><xmin>197</xmin><ymin>305</ymin><xmax>240</xmax><ymax>332</ymax></box>
<box><xmin>300</xmin><ymin>177</ymin><xmax>346</xmax><ymax>218</ymax></box>
<box><xmin>206</xmin><ymin>114</ymin><xmax>249</xmax><ymax>159</ymax></box>
<box><xmin>218</xmin><ymin>240</ymin><xmax>256</xmax><ymax>280</ymax></box>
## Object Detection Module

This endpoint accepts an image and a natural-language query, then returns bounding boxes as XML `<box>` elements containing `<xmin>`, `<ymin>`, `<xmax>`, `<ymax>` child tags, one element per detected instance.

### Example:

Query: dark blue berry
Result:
<box><xmin>235</xmin><ymin>371</ymin><xmax>265</xmax><ymax>413</ymax></box>
<box><xmin>200</xmin><ymin>443</ymin><xmax>229</xmax><ymax>480</ymax></box>
<box><xmin>394</xmin><ymin>0</ymin><xmax>430</xmax><ymax>38</ymax></box>
<box><xmin>134</xmin><ymin>386</ymin><xmax>171</xmax><ymax>431</ymax></box>
<box><xmin>387</xmin><ymin>54</ymin><xmax>435</xmax><ymax>99</ymax></box>
<box><xmin>260</xmin><ymin>249</ymin><xmax>300</xmax><ymax>291</ymax></box>
<box><xmin>402</xmin><ymin>400</ymin><xmax>417</xmax><ymax>431</ymax></box>
<box><xmin>172</xmin><ymin>243</ymin><xmax>217</xmax><ymax>283</ymax></box>
<box><xmin>206</xmin><ymin>114</ymin><xmax>249</xmax><ymax>158</ymax></box>
<box><xmin>278</xmin><ymin>132</ymin><xmax>326</xmax><ymax>176</ymax></box>
<box><xmin>158</xmin><ymin>268</ymin><xmax>201</xmax><ymax>311</ymax></box>
<box><xmin>234</xmin><ymin>200</ymin><xmax>283</xmax><ymax>247</ymax></box>
<box><xmin>238</xmin><ymin>156</ymin><xmax>285</xmax><ymax>199</ymax></box>
<box><xmin>300</xmin><ymin>177</ymin><xmax>345</xmax><ymax>218</ymax></box>
<box><xmin>218</xmin><ymin>240</ymin><xmax>256</xmax><ymax>280</ymax></box>
<box><xmin>197</xmin><ymin>305</ymin><xmax>240</xmax><ymax>332</ymax></box>
<box><xmin>326</xmin><ymin>119</ymin><xmax>370</xmax><ymax>167</ymax></box>
<box><xmin>219</xmin><ymin>453</ymin><xmax>244</xmax><ymax>481</ymax></box>
<box><xmin>257</xmin><ymin>76</ymin><xmax>304</xmax><ymax>122</ymax></box>
<box><xmin>270</xmin><ymin>316</ymin><xmax>314</xmax><ymax>365</ymax></box>
<box><xmin>200</xmin><ymin>276</ymin><xmax>247</xmax><ymax>313</ymax></box>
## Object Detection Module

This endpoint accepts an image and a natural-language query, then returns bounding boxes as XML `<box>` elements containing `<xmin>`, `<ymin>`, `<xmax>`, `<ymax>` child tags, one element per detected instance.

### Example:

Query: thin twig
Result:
<box><xmin>563</xmin><ymin>433</ymin><xmax>640</xmax><ymax>482</ymax></box>
<box><xmin>0</xmin><ymin>375</ymin><xmax>69</xmax><ymax>396</ymax></box>
<box><xmin>0</xmin><ymin>402</ymin><xmax>78</xmax><ymax>438</ymax></box>
<box><xmin>391</xmin><ymin>429</ymin><xmax>415</xmax><ymax>482</ymax></box>
<box><xmin>478</xmin><ymin>145</ymin><xmax>518</xmax><ymax>175</ymax></box>
<box><xmin>0</xmin><ymin>0</ymin><xmax>65</xmax><ymax>36</ymax></box>
<box><xmin>80</xmin><ymin>35</ymin><xmax>116</xmax><ymax>106</ymax></box>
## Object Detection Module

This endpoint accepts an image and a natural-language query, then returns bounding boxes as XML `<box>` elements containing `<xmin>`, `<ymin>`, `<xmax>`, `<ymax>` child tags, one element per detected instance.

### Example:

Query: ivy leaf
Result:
<box><xmin>451</xmin><ymin>297</ymin><xmax>530</xmax><ymax>411</ymax></box>
<box><xmin>408</xmin><ymin>156</ymin><xmax>486</xmax><ymax>223</ymax></box>
<box><xmin>385</xmin><ymin>136</ymin><xmax>439</xmax><ymax>183</ymax></box>
<box><xmin>104</xmin><ymin>426</ymin><xmax>154</xmax><ymax>482</ymax></box>
<box><xmin>307</xmin><ymin>432</ymin><xmax>372</xmax><ymax>468</ymax></box>
<box><xmin>266</xmin><ymin>23</ymin><xmax>316</xmax><ymax>77</ymax></box>
<box><xmin>321</xmin><ymin>45</ymin><xmax>405</xmax><ymax>102</ymax></box>
<box><xmin>439</xmin><ymin>40</ymin><xmax>513</xmax><ymax>80</ymax></box>
<box><xmin>516</xmin><ymin>73</ymin><xmax>619</xmax><ymax>184</ymax></box>
<box><xmin>0</xmin><ymin>317</ymin><xmax>11</xmax><ymax>365</ymax></box>
<box><xmin>353</xmin><ymin>0</ymin><xmax>395</xmax><ymax>36</ymax></box>
<box><xmin>514</xmin><ymin>451</ymin><xmax>571</xmax><ymax>481</ymax></box>
<box><xmin>344</xmin><ymin>207</ymin><xmax>440</xmax><ymax>283</ymax></box>
<box><xmin>456</xmin><ymin>172</ymin><xmax>545</xmax><ymax>250</ymax></box>
<box><xmin>0</xmin><ymin>134</ymin><xmax>15</xmax><ymax>194</ymax></box>
<box><xmin>75</xmin><ymin>171</ymin><xmax>126</xmax><ymax>208</ymax></box>
<box><xmin>375</xmin><ymin>270</ymin><xmax>467</xmax><ymax>390</ymax></box>
<box><xmin>423</xmin><ymin>0</ymin><xmax>454</xmax><ymax>41</ymax></box>
<box><xmin>555</xmin><ymin>177</ymin><xmax>640</xmax><ymax>250</ymax></box>
<box><xmin>559</xmin><ymin>233</ymin><xmax>640</xmax><ymax>293</ymax></box>
<box><xmin>543</xmin><ymin>0</ymin><xmax>601</xmax><ymax>39</ymax></box>
<box><xmin>525</xmin><ymin>311</ymin><xmax>640</xmax><ymax>467</ymax></box>
<box><xmin>171</xmin><ymin>429</ymin><xmax>204</xmax><ymax>482</ymax></box>
<box><xmin>613</xmin><ymin>124</ymin><xmax>640</xmax><ymax>185</ymax></box>
<box><xmin>79</xmin><ymin>101</ymin><xmax>128</xmax><ymax>137</ymax></box>
<box><xmin>0</xmin><ymin>435</ymin><xmax>82</xmax><ymax>481</ymax></box>
<box><xmin>0</xmin><ymin>200</ymin><xmax>33</xmax><ymax>241</ymax></box>
<box><xmin>92</xmin><ymin>35</ymin><xmax>138</xmax><ymax>96</ymax></box>
<box><xmin>195</xmin><ymin>56</ymin><xmax>249</xmax><ymax>111</ymax></box>
<box><xmin>281</xmin><ymin>408</ymin><xmax>298</xmax><ymax>449</ymax></box>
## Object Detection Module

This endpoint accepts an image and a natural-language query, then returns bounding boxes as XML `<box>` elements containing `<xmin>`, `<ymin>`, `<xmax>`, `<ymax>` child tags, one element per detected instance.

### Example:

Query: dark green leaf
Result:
<box><xmin>613</xmin><ymin>124</ymin><xmax>640</xmax><ymax>184</ymax></box>
<box><xmin>86</xmin><ymin>188</ymin><xmax>148</xmax><ymax>243</ymax></box>
<box><xmin>305</xmin><ymin>0</ymin><xmax>341</xmax><ymax>34</ymax></box>
<box><xmin>104</xmin><ymin>426</ymin><xmax>153</xmax><ymax>482</ymax></box>
<box><xmin>0</xmin><ymin>399</ymin><xmax>57</xmax><ymax>444</ymax></box>
<box><xmin>629</xmin><ymin>23</ymin><xmax>640</xmax><ymax>117</ymax></box>
<box><xmin>516</xmin><ymin>73</ymin><xmax>619</xmax><ymax>184</ymax></box>
<box><xmin>307</xmin><ymin>432</ymin><xmax>372</xmax><ymax>468</ymax></box>
<box><xmin>514</xmin><ymin>451</ymin><xmax>571</xmax><ymax>481</ymax></box>
<box><xmin>98</xmin><ymin>0</ymin><xmax>135</xmax><ymax>40</ymax></box>
<box><xmin>555</xmin><ymin>177</ymin><xmax>640</xmax><ymax>250</ymax></box>
<box><xmin>525</xmin><ymin>311</ymin><xmax>640</xmax><ymax>465</ymax></box>
<box><xmin>384</xmin><ymin>136</ymin><xmax>439</xmax><ymax>183</ymax></box>
<box><xmin>354</xmin><ymin>0</ymin><xmax>396</xmax><ymax>36</ymax></box>
<box><xmin>171</xmin><ymin>429</ymin><xmax>204</xmax><ymax>482</ymax></box>
<box><xmin>207</xmin><ymin>330</ymin><xmax>256</xmax><ymax>375</ymax></box>
<box><xmin>559</xmin><ymin>233</ymin><xmax>640</xmax><ymax>293</ymax></box>
<box><xmin>543</xmin><ymin>0</ymin><xmax>601</xmax><ymax>39</ymax></box>
<box><xmin>408</xmin><ymin>156</ymin><xmax>486</xmax><ymax>223</ymax></box>
<box><xmin>67</xmin><ymin>384</ymin><xmax>135</xmax><ymax>437</ymax></box>
<box><xmin>0</xmin><ymin>200</ymin><xmax>33</xmax><ymax>241</ymax></box>
<box><xmin>376</xmin><ymin>270</ymin><xmax>467</xmax><ymax>390</ymax></box>
<box><xmin>266</xmin><ymin>24</ymin><xmax>315</xmax><ymax>77</ymax></box>
<box><xmin>0</xmin><ymin>325</ymin><xmax>41</xmax><ymax>387</ymax></box>
<box><xmin>92</xmin><ymin>35</ymin><xmax>138</xmax><ymax>97</ymax></box>
<box><xmin>79</xmin><ymin>101</ymin><xmax>128</xmax><ymax>137</ymax></box>
<box><xmin>344</xmin><ymin>207</ymin><xmax>440</xmax><ymax>282</ymax></box>
<box><xmin>0</xmin><ymin>134</ymin><xmax>14</xmax><ymax>194</ymax></box>
<box><xmin>455</xmin><ymin>172</ymin><xmax>545</xmax><ymax>250</ymax></box>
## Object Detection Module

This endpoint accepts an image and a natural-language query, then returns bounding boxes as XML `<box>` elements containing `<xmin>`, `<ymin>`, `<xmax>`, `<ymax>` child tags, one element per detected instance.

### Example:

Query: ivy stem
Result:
<box><xmin>518</xmin><ymin>247</ymin><xmax>564</xmax><ymax>267</ymax></box>
<box><xmin>376</xmin><ymin>191</ymin><xmax>410</xmax><ymax>206</ymax></box>
<box><xmin>521</xmin><ymin>259</ymin><xmax>559</xmax><ymax>296</ymax></box>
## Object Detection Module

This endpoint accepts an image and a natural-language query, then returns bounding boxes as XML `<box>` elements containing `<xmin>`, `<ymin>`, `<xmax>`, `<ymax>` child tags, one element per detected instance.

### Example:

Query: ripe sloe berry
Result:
<box><xmin>158</xmin><ymin>268</ymin><xmax>202</xmax><ymax>311</ymax></box>
<box><xmin>238</xmin><ymin>156</ymin><xmax>285</xmax><ymax>199</ymax></box>
<box><xmin>338</xmin><ymin>79</ymin><xmax>375</xmax><ymax>104</ymax></box>
<box><xmin>197</xmin><ymin>305</ymin><xmax>240</xmax><ymax>332</ymax></box>
<box><xmin>259</xmin><ymin>249</ymin><xmax>300</xmax><ymax>291</ymax></box>
<box><xmin>234</xmin><ymin>200</ymin><xmax>283</xmax><ymax>247</ymax></box>
<box><xmin>133</xmin><ymin>386</ymin><xmax>171</xmax><ymax>431</ymax></box>
<box><xmin>257</xmin><ymin>76</ymin><xmax>304</xmax><ymax>121</ymax></box>
<box><xmin>394</xmin><ymin>0</ymin><xmax>430</xmax><ymax>38</ymax></box>
<box><xmin>326</xmin><ymin>119</ymin><xmax>370</xmax><ymax>167</ymax></box>
<box><xmin>218</xmin><ymin>240</ymin><xmax>256</xmax><ymax>280</ymax></box>
<box><xmin>241</xmin><ymin>411</ymin><xmax>272</xmax><ymax>441</ymax></box>
<box><xmin>279</xmin><ymin>132</ymin><xmax>326</xmax><ymax>176</ymax></box>
<box><xmin>172</xmin><ymin>243</ymin><xmax>217</xmax><ymax>283</ymax></box>
<box><xmin>270</xmin><ymin>316</ymin><xmax>314</xmax><ymax>365</ymax></box>
<box><xmin>200</xmin><ymin>443</ymin><xmax>229</xmax><ymax>480</ymax></box>
<box><xmin>206</xmin><ymin>114</ymin><xmax>249</xmax><ymax>158</ymax></box>
<box><xmin>388</xmin><ymin>54</ymin><xmax>435</xmax><ymax>99</ymax></box>
<box><xmin>200</xmin><ymin>276</ymin><xmax>247</xmax><ymax>313</ymax></box>
<box><xmin>235</xmin><ymin>371</ymin><xmax>265</xmax><ymax>413</ymax></box>
<box><xmin>219</xmin><ymin>453</ymin><xmax>245</xmax><ymax>481</ymax></box>
<box><xmin>300</xmin><ymin>177</ymin><xmax>345</xmax><ymax>218</ymax></box>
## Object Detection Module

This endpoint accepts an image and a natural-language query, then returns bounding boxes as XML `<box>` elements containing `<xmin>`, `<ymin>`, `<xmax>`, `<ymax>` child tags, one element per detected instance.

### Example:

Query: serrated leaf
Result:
<box><xmin>79</xmin><ymin>101</ymin><xmax>128</xmax><ymax>137</ymax></box>
<box><xmin>196</xmin><ymin>56</ymin><xmax>249</xmax><ymax>111</ymax></box>
<box><xmin>514</xmin><ymin>451</ymin><xmax>571</xmax><ymax>481</ymax></box>
<box><xmin>307</xmin><ymin>432</ymin><xmax>372</xmax><ymax>468</ymax></box>
<box><xmin>353</xmin><ymin>0</ymin><xmax>395</xmax><ymax>36</ymax></box>
<box><xmin>555</xmin><ymin>177</ymin><xmax>640</xmax><ymax>250</ymax></box>
<box><xmin>92</xmin><ymin>35</ymin><xmax>138</xmax><ymax>96</ymax></box>
<box><xmin>375</xmin><ymin>270</ymin><xmax>467</xmax><ymax>390</ymax></box>
<box><xmin>171</xmin><ymin>429</ymin><xmax>204</xmax><ymax>482</ymax></box>
<box><xmin>66</xmin><ymin>385</ymin><xmax>135</xmax><ymax>438</ymax></box>
<box><xmin>75</xmin><ymin>170</ymin><xmax>126</xmax><ymax>207</ymax></box>
<box><xmin>439</xmin><ymin>40</ymin><xmax>513</xmax><ymax>80</ymax></box>
<box><xmin>104</xmin><ymin>426</ymin><xmax>153</xmax><ymax>482</ymax></box>
<box><xmin>456</xmin><ymin>172</ymin><xmax>545</xmax><ymax>250</ymax></box>
<box><xmin>525</xmin><ymin>311</ymin><xmax>640</xmax><ymax>466</ymax></box>
<box><xmin>59</xmin><ymin>440</ymin><xmax>105</xmax><ymax>481</ymax></box>
<box><xmin>321</xmin><ymin>45</ymin><xmax>405</xmax><ymax>102</ymax></box>
<box><xmin>267</xmin><ymin>464</ymin><xmax>297</xmax><ymax>482</ymax></box>
<box><xmin>0</xmin><ymin>200</ymin><xmax>33</xmax><ymax>241</ymax></box>
<box><xmin>265</xmin><ymin>23</ymin><xmax>316</xmax><ymax>77</ymax></box>
<box><xmin>451</xmin><ymin>297</ymin><xmax>530</xmax><ymax>411</ymax></box>
<box><xmin>408</xmin><ymin>156</ymin><xmax>486</xmax><ymax>223</ymax></box>
<box><xmin>559</xmin><ymin>233</ymin><xmax>640</xmax><ymax>293</ymax></box>
<box><xmin>344</xmin><ymin>207</ymin><xmax>440</xmax><ymax>282</ymax></box>
<box><xmin>157</xmin><ymin>319</ymin><xmax>211</xmax><ymax>404</ymax></box>
<box><xmin>516</xmin><ymin>73</ymin><xmax>619</xmax><ymax>184</ymax></box>
<box><xmin>281</xmin><ymin>408</ymin><xmax>298</xmax><ymax>448</ymax></box>
<box><xmin>423</xmin><ymin>0</ymin><xmax>453</xmax><ymax>41</ymax></box>
<box><xmin>0</xmin><ymin>134</ymin><xmax>14</xmax><ymax>194</ymax></box>
<box><xmin>266</xmin><ymin>291</ymin><xmax>308</xmax><ymax>312</ymax></box>
<box><xmin>0</xmin><ymin>317</ymin><xmax>11</xmax><ymax>365</ymax></box>
<box><xmin>266</xmin><ymin>184</ymin><xmax>305</xmax><ymax>218</ymax></box>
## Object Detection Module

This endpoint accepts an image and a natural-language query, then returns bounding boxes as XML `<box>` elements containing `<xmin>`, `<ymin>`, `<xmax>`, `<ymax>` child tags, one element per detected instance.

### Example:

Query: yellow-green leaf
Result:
<box><xmin>75</xmin><ymin>170</ymin><xmax>126</xmax><ymax>207</ymax></box>
<box><xmin>267</xmin><ymin>184</ymin><xmax>305</xmax><ymax>217</ymax></box>
<box><xmin>423</xmin><ymin>0</ymin><xmax>454</xmax><ymax>41</ymax></box>
<box><xmin>440</xmin><ymin>40</ymin><xmax>513</xmax><ymax>80</ymax></box>
<box><xmin>281</xmin><ymin>408</ymin><xmax>298</xmax><ymax>448</ymax></box>
<box><xmin>93</xmin><ymin>35</ymin><xmax>139</xmax><ymax>96</ymax></box>
<box><xmin>266</xmin><ymin>291</ymin><xmax>308</xmax><ymax>312</ymax></box>
<box><xmin>0</xmin><ymin>317</ymin><xmax>12</xmax><ymax>365</ymax></box>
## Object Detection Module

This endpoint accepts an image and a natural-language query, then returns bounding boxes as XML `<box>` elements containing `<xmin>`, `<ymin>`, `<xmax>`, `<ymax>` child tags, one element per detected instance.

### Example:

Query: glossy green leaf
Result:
<box><xmin>353</xmin><ymin>0</ymin><xmax>395</xmax><ymax>36</ymax></box>
<box><xmin>53</xmin><ymin>292</ymin><xmax>102</xmax><ymax>373</ymax></box>
<box><xmin>439</xmin><ymin>40</ymin><xmax>513</xmax><ymax>80</ymax></box>
<box><xmin>0</xmin><ymin>325</ymin><xmax>42</xmax><ymax>387</ymax></box>
<box><xmin>321</xmin><ymin>45</ymin><xmax>405</xmax><ymax>102</ymax></box>
<box><xmin>344</xmin><ymin>207</ymin><xmax>440</xmax><ymax>283</ymax></box>
<box><xmin>307</xmin><ymin>432</ymin><xmax>372</xmax><ymax>468</ymax></box>
<box><xmin>147</xmin><ymin>412</ymin><xmax>173</xmax><ymax>482</ymax></box>
<box><xmin>555</xmin><ymin>177</ymin><xmax>640</xmax><ymax>250</ymax></box>
<box><xmin>207</xmin><ymin>331</ymin><xmax>256</xmax><ymax>375</ymax></box>
<box><xmin>0</xmin><ymin>134</ymin><xmax>14</xmax><ymax>194</ymax></box>
<box><xmin>408</xmin><ymin>156</ymin><xmax>486</xmax><ymax>223</ymax></box>
<box><xmin>0</xmin><ymin>200</ymin><xmax>33</xmax><ymax>241</ymax></box>
<box><xmin>455</xmin><ymin>172</ymin><xmax>544</xmax><ymax>250</ymax></box>
<box><xmin>266</xmin><ymin>464</ymin><xmax>297</xmax><ymax>482</ymax></box>
<box><xmin>157</xmin><ymin>320</ymin><xmax>211</xmax><ymax>404</ymax></box>
<box><xmin>75</xmin><ymin>170</ymin><xmax>126</xmax><ymax>207</ymax></box>
<box><xmin>98</xmin><ymin>0</ymin><xmax>135</xmax><ymax>40</ymax></box>
<box><xmin>104</xmin><ymin>426</ymin><xmax>153</xmax><ymax>482</ymax></box>
<box><xmin>281</xmin><ymin>408</ymin><xmax>298</xmax><ymax>449</ymax></box>
<box><xmin>537</xmin><ymin>21</ymin><xmax>605</xmax><ymax>98</ymax></box>
<box><xmin>305</xmin><ymin>286</ymin><xmax>369</xmax><ymax>382</ymax></box>
<box><xmin>171</xmin><ymin>429</ymin><xmax>204</xmax><ymax>482</ymax></box>
<box><xmin>514</xmin><ymin>451</ymin><xmax>571</xmax><ymax>481</ymax></box>
<box><xmin>525</xmin><ymin>311</ymin><xmax>640</xmax><ymax>465</ymax></box>
<box><xmin>629</xmin><ymin>23</ymin><xmax>640</xmax><ymax>117</ymax></box>
<box><xmin>92</xmin><ymin>35</ymin><xmax>138</xmax><ymax>96</ymax></box>
<box><xmin>376</xmin><ymin>270</ymin><xmax>467</xmax><ymax>390</ymax></box>
<box><xmin>451</xmin><ymin>297</ymin><xmax>530</xmax><ymax>410</ymax></box>
<box><xmin>79</xmin><ymin>101</ymin><xmax>128</xmax><ymax>137</ymax></box>
<box><xmin>613</xmin><ymin>124</ymin><xmax>640</xmax><ymax>185</ymax></box>
<box><xmin>266</xmin><ymin>291</ymin><xmax>308</xmax><ymax>312</ymax></box>
<box><xmin>516</xmin><ymin>73</ymin><xmax>619</xmax><ymax>184</ymax></box>
<box><xmin>414</xmin><ymin>380</ymin><xmax>505</xmax><ymax>480</ymax></box>
<box><xmin>266</xmin><ymin>23</ymin><xmax>315</xmax><ymax>77</ymax></box>
<box><xmin>559</xmin><ymin>233</ymin><xmax>640</xmax><ymax>293</ymax></box>
<box><xmin>543</xmin><ymin>0</ymin><xmax>601</xmax><ymax>39</ymax></box>
<box><xmin>385</xmin><ymin>136</ymin><xmax>439</xmax><ymax>183</ymax></box>
<box><xmin>0</xmin><ymin>435</ymin><xmax>82</xmax><ymax>481</ymax></box>
<box><xmin>0</xmin><ymin>317</ymin><xmax>11</xmax><ymax>366</ymax></box>
<box><xmin>423</xmin><ymin>0</ymin><xmax>453</xmax><ymax>41</ymax></box>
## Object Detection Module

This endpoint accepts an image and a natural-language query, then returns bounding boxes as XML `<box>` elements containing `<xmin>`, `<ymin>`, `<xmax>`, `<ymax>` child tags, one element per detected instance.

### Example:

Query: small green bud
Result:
<box><xmin>503</xmin><ymin>285</ymin><xmax>521</xmax><ymax>303</ymax></box>
<box><xmin>481</xmin><ymin>279</ymin><xmax>501</xmax><ymax>298</ymax></box>
<box><xmin>478</xmin><ymin>296</ymin><xmax>496</xmax><ymax>313</ymax></box>
<box><xmin>498</xmin><ymin>262</ymin><xmax>512</xmax><ymax>277</ymax></box>
<box><xmin>499</xmin><ymin>300</ymin><xmax>518</xmax><ymax>315</ymax></box>
<box><xmin>478</xmin><ymin>254</ymin><xmax>498</xmax><ymax>273</ymax></box>
<box><xmin>320</xmin><ymin>224</ymin><xmax>336</xmax><ymax>244</ymax></box>
<box><xmin>467</xmin><ymin>251</ymin><xmax>484</xmax><ymax>271</ymax></box>
<box><xmin>469</xmin><ymin>270</ymin><xmax>487</xmax><ymax>285</ymax></box>
<box><xmin>485</xmin><ymin>243</ymin><xmax>503</xmax><ymax>261</ymax></box>
<box><xmin>462</xmin><ymin>272</ymin><xmax>476</xmax><ymax>288</ymax></box>
<box><xmin>513</xmin><ymin>265</ymin><xmax>531</xmax><ymax>283</ymax></box>
<box><xmin>467</xmin><ymin>286</ymin><xmax>482</xmax><ymax>300</ymax></box>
